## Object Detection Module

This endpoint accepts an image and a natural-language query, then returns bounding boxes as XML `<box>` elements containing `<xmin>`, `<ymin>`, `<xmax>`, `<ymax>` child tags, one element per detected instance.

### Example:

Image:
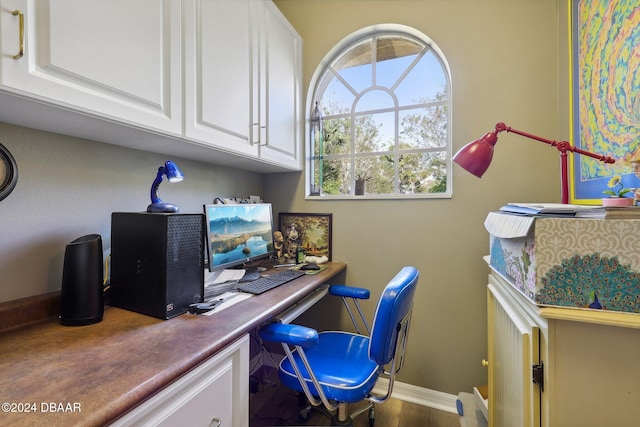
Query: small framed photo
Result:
<box><xmin>278</xmin><ymin>212</ymin><xmax>332</xmax><ymax>260</ymax></box>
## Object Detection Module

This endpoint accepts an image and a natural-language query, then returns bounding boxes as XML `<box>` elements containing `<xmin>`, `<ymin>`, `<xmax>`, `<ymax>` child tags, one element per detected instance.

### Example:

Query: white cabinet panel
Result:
<box><xmin>184</xmin><ymin>0</ymin><xmax>259</xmax><ymax>157</ymax></box>
<box><xmin>257</xmin><ymin>0</ymin><xmax>302</xmax><ymax>169</ymax></box>
<box><xmin>185</xmin><ymin>0</ymin><xmax>301</xmax><ymax>169</ymax></box>
<box><xmin>488</xmin><ymin>281</ymin><xmax>540</xmax><ymax>427</ymax></box>
<box><xmin>0</xmin><ymin>0</ymin><xmax>181</xmax><ymax>134</ymax></box>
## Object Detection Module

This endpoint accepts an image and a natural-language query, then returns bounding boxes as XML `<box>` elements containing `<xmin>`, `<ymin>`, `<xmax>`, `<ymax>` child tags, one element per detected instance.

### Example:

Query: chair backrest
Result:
<box><xmin>369</xmin><ymin>266</ymin><xmax>419</xmax><ymax>366</ymax></box>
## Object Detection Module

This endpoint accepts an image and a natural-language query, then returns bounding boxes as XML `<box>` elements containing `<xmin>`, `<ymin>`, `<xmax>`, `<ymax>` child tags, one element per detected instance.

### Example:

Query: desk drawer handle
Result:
<box><xmin>12</xmin><ymin>10</ymin><xmax>24</xmax><ymax>59</ymax></box>
<box><xmin>209</xmin><ymin>418</ymin><xmax>221</xmax><ymax>427</ymax></box>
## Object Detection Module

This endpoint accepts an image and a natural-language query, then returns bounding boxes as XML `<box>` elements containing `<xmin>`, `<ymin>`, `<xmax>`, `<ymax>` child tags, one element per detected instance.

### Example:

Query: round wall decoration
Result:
<box><xmin>0</xmin><ymin>143</ymin><xmax>18</xmax><ymax>201</ymax></box>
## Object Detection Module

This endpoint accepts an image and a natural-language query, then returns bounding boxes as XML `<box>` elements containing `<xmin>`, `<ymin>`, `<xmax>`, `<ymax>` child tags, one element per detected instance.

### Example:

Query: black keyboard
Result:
<box><xmin>236</xmin><ymin>269</ymin><xmax>306</xmax><ymax>295</ymax></box>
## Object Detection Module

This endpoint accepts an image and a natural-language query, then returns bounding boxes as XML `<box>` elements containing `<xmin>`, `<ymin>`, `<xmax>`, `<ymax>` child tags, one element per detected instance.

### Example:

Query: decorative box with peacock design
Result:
<box><xmin>485</xmin><ymin>212</ymin><xmax>640</xmax><ymax>313</ymax></box>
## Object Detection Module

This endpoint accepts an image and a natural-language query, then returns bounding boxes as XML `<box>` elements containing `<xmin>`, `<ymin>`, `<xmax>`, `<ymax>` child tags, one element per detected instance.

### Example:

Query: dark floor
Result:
<box><xmin>249</xmin><ymin>368</ymin><xmax>459</xmax><ymax>427</ymax></box>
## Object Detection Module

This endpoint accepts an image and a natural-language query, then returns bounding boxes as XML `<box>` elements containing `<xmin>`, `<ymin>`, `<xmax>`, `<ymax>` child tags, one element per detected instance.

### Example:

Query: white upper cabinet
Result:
<box><xmin>0</xmin><ymin>0</ymin><xmax>301</xmax><ymax>172</ymax></box>
<box><xmin>257</xmin><ymin>0</ymin><xmax>302</xmax><ymax>169</ymax></box>
<box><xmin>183</xmin><ymin>0</ymin><xmax>259</xmax><ymax>158</ymax></box>
<box><xmin>0</xmin><ymin>0</ymin><xmax>182</xmax><ymax>135</ymax></box>
<box><xmin>184</xmin><ymin>0</ymin><xmax>302</xmax><ymax>169</ymax></box>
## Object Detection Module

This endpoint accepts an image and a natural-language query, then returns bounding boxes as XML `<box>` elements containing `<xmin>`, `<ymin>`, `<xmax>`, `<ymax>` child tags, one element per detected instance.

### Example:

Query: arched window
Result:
<box><xmin>307</xmin><ymin>24</ymin><xmax>452</xmax><ymax>198</ymax></box>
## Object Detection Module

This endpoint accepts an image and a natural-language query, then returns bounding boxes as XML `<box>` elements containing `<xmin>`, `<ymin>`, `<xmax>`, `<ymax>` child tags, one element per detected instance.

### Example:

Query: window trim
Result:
<box><xmin>305</xmin><ymin>24</ymin><xmax>453</xmax><ymax>200</ymax></box>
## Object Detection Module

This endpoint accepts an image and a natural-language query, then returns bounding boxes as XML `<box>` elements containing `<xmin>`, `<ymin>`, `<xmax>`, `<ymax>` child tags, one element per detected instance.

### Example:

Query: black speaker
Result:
<box><xmin>60</xmin><ymin>234</ymin><xmax>104</xmax><ymax>326</ymax></box>
<box><xmin>110</xmin><ymin>212</ymin><xmax>204</xmax><ymax>319</ymax></box>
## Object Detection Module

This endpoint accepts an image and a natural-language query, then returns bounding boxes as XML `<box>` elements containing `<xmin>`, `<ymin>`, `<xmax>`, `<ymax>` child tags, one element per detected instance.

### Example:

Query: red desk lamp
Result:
<box><xmin>452</xmin><ymin>122</ymin><xmax>616</xmax><ymax>204</ymax></box>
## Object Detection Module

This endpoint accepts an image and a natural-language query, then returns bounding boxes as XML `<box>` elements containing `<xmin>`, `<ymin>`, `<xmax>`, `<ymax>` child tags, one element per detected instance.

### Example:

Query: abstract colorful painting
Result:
<box><xmin>570</xmin><ymin>0</ymin><xmax>640</xmax><ymax>202</ymax></box>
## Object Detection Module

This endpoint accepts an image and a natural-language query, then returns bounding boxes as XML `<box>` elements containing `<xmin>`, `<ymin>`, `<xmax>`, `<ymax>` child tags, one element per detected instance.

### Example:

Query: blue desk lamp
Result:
<box><xmin>147</xmin><ymin>160</ymin><xmax>183</xmax><ymax>213</ymax></box>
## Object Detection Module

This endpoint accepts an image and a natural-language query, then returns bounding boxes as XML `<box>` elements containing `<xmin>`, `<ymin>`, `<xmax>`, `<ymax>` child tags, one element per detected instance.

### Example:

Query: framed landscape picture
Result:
<box><xmin>278</xmin><ymin>213</ymin><xmax>332</xmax><ymax>260</ymax></box>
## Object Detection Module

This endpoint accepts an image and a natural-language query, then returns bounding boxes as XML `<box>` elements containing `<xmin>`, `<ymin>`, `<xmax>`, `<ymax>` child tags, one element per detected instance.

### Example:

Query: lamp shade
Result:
<box><xmin>165</xmin><ymin>161</ymin><xmax>184</xmax><ymax>183</ymax></box>
<box><xmin>452</xmin><ymin>131</ymin><xmax>498</xmax><ymax>178</ymax></box>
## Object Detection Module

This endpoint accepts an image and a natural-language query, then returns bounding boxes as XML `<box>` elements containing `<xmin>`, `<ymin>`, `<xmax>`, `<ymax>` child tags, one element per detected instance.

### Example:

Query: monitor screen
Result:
<box><xmin>203</xmin><ymin>203</ymin><xmax>275</xmax><ymax>271</ymax></box>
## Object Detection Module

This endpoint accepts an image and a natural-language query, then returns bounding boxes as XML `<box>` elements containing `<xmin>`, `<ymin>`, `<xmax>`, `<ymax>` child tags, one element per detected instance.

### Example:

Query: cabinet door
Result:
<box><xmin>257</xmin><ymin>1</ymin><xmax>302</xmax><ymax>169</ymax></box>
<box><xmin>183</xmin><ymin>0</ymin><xmax>259</xmax><ymax>157</ymax></box>
<box><xmin>111</xmin><ymin>335</ymin><xmax>249</xmax><ymax>427</ymax></box>
<box><xmin>0</xmin><ymin>0</ymin><xmax>181</xmax><ymax>135</ymax></box>
<box><xmin>488</xmin><ymin>280</ymin><xmax>541</xmax><ymax>427</ymax></box>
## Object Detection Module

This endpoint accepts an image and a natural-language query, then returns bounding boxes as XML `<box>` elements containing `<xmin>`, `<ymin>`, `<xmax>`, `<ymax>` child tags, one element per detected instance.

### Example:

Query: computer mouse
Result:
<box><xmin>300</xmin><ymin>263</ymin><xmax>320</xmax><ymax>270</ymax></box>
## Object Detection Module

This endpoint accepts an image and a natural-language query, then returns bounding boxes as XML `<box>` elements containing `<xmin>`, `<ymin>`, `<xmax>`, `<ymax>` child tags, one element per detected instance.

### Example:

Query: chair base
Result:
<box><xmin>297</xmin><ymin>395</ymin><xmax>376</xmax><ymax>427</ymax></box>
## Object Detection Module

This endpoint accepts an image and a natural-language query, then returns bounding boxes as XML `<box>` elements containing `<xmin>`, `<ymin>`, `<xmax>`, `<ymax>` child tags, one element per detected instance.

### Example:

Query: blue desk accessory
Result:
<box><xmin>147</xmin><ymin>160</ymin><xmax>183</xmax><ymax>213</ymax></box>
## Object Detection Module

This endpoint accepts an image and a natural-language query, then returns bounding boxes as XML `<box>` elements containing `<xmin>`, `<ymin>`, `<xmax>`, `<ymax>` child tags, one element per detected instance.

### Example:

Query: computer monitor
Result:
<box><xmin>203</xmin><ymin>203</ymin><xmax>275</xmax><ymax>272</ymax></box>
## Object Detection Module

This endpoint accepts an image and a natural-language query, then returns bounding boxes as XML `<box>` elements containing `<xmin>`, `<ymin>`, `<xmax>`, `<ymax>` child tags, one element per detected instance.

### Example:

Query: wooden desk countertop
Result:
<box><xmin>0</xmin><ymin>262</ymin><xmax>346</xmax><ymax>426</ymax></box>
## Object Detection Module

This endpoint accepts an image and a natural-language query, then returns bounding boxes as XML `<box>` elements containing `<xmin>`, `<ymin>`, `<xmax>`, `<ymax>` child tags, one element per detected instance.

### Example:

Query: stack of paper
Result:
<box><xmin>500</xmin><ymin>203</ymin><xmax>594</xmax><ymax>216</ymax></box>
<box><xmin>575</xmin><ymin>206</ymin><xmax>640</xmax><ymax>219</ymax></box>
<box><xmin>499</xmin><ymin>203</ymin><xmax>640</xmax><ymax>219</ymax></box>
<box><xmin>204</xmin><ymin>269</ymin><xmax>247</xmax><ymax>299</ymax></box>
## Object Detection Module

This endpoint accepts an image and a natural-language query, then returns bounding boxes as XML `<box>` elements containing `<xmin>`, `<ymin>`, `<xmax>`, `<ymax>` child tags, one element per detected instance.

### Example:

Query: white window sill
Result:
<box><xmin>305</xmin><ymin>193</ymin><xmax>452</xmax><ymax>201</ymax></box>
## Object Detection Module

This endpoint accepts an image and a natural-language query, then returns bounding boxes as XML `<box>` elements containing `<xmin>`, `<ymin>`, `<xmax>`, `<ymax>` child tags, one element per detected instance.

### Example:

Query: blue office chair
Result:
<box><xmin>259</xmin><ymin>266</ymin><xmax>419</xmax><ymax>426</ymax></box>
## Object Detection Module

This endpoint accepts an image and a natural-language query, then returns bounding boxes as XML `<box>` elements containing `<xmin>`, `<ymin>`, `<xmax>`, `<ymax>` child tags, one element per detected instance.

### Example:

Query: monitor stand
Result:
<box><xmin>239</xmin><ymin>268</ymin><xmax>262</xmax><ymax>282</ymax></box>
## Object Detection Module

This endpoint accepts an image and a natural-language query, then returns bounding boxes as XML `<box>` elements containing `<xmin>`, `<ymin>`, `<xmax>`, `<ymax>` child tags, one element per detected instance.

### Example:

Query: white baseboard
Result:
<box><xmin>373</xmin><ymin>378</ymin><xmax>458</xmax><ymax>414</ymax></box>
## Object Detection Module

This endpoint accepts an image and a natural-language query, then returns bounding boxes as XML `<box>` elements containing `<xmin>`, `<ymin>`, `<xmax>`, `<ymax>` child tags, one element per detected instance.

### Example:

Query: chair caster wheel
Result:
<box><xmin>298</xmin><ymin>407</ymin><xmax>310</xmax><ymax>423</ymax></box>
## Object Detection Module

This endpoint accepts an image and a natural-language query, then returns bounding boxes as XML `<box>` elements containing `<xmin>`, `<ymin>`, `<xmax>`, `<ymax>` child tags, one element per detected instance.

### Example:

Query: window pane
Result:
<box><xmin>334</xmin><ymin>39</ymin><xmax>372</xmax><ymax>93</ymax></box>
<box><xmin>399</xmin><ymin>105</ymin><xmax>448</xmax><ymax>150</ymax></box>
<box><xmin>334</xmin><ymin>39</ymin><xmax>372</xmax><ymax>70</ymax></box>
<box><xmin>395</xmin><ymin>50</ymin><xmax>447</xmax><ymax>105</ymax></box>
<box><xmin>398</xmin><ymin>151</ymin><xmax>448</xmax><ymax>194</ymax></box>
<box><xmin>339</xmin><ymin>64</ymin><xmax>372</xmax><ymax>94</ymax></box>
<box><xmin>321</xmin><ymin>158</ymin><xmax>351</xmax><ymax>195</ymax></box>
<box><xmin>317</xmin><ymin>72</ymin><xmax>354</xmax><ymax>114</ymax></box>
<box><xmin>355</xmin><ymin>89</ymin><xmax>394</xmax><ymax>112</ymax></box>
<box><xmin>376</xmin><ymin>36</ymin><xmax>423</xmax><ymax>89</ymax></box>
<box><xmin>377</xmin><ymin>53</ymin><xmax>419</xmax><ymax>89</ymax></box>
<box><xmin>354</xmin><ymin>111</ymin><xmax>395</xmax><ymax>153</ymax></box>
<box><xmin>323</xmin><ymin>117</ymin><xmax>352</xmax><ymax>155</ymax></box>
<box><xmin>356</xmin><ymin>155</ymin><xmax>394</xmax><ymax>194</ymax></box>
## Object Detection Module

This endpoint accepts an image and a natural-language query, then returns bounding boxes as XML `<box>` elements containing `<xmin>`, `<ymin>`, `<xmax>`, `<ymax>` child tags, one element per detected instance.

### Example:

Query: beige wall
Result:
<box><xmin>268</xmin><ymin>0</ymin><xmax>564</xmax><ymax>395</ymax></box>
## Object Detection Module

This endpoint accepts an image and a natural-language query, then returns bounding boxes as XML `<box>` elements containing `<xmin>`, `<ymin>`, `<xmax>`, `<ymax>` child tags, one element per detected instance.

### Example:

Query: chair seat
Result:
<box><xmin>278</xmin><ymin>331</ymin><xmax>381</xmax><ymax>403</ymax></box>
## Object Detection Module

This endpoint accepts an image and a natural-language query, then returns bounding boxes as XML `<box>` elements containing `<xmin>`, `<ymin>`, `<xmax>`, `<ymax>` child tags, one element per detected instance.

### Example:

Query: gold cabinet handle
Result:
<box><xmin>482</xmin><ymin>359</ymin><xmax>489</xmax><ymax>367</ymax></box>
<box><xmin>12</xmin><ymin>10</ymin><xmax>24</xmax><ymax>59</ymax></box>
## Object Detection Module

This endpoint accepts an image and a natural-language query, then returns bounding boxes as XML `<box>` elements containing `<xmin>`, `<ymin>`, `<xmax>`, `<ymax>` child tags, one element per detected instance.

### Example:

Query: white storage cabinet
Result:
<box><xmin>111</xmin><ymin>335</ymin><xmax>249</xmax><ymax>427</ymax></box>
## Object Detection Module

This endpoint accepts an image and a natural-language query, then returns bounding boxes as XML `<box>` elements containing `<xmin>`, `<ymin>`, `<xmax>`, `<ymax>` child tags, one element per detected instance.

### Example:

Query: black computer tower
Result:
<box><xmin>110</xmin><ymin>212</ymin><xmax>204</xmax><ymax>319</ymax></box>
